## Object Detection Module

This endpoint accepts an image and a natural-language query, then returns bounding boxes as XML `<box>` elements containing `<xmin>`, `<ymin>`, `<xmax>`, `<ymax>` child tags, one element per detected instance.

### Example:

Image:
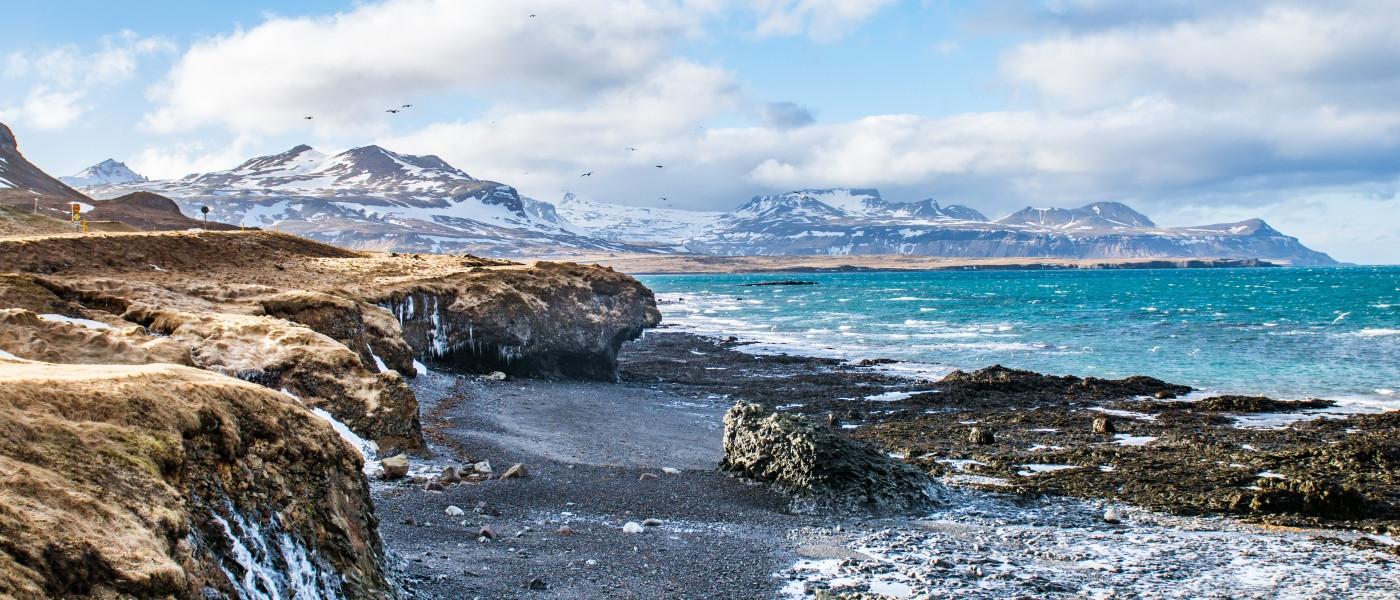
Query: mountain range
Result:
<box><xmin>14</xmin><ymin>124</ymin><xmax>1336</xmax><ymax>264</ymax></box>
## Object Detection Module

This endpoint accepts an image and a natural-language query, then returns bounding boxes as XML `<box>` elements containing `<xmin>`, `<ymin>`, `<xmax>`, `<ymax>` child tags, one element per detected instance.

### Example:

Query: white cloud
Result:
<box><xmin>1</xmin><ymin>31</ymin><xmax>171</xmax><ymax>131</ymax></box>
<box><xmin>127</xmin><ymin>135</ymin><xmax>262</xmax><ymax>180</ymax></box>
<box><xmin>751</xmin><ymin>0</ymin><xmax>898</xmax><ymax>41</ymax></box>
<box><xmin>144</xmin><ymin>0</ymin><xmax>704</xmax><ymax>135</ymax></box>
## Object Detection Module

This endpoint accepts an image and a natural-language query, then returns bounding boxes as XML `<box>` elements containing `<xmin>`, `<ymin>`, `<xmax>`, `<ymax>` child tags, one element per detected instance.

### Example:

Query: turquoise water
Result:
<box><xmin>638</xmin><ymin>267</ymin><xmax>1400</xmax><ymax>404</ymax></box>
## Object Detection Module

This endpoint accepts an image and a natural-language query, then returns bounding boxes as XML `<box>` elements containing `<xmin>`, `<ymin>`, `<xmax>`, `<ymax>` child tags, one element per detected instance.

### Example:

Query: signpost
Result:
<box><xmin>200</xmin><ymin>205</ymin><xmax>210</xmax><ymax>230</ymax></box>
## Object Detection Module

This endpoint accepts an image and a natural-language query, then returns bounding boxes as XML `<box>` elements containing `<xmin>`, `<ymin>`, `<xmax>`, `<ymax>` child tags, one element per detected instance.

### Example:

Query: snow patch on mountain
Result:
<box><xmin>556</xmin><ymin>193</ymin><xmax>722</xmax><ymax>245</ymax></box>
<box><xmin>60</xmin><ymin>159</ymin><xmax>149</xmax><ymax>187</ymax></box>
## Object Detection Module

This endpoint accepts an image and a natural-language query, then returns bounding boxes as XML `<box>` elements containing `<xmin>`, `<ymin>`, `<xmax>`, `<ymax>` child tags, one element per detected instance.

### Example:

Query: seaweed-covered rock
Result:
<box><xmin>720</xmin><ymin>402</ymin><xmax>945</xmax><ymax>514</ymax></box>
<box><xmin>935</xmin><ymin>365</ymin><xmax>1191</xmax><ymax>407</ymax></box>
<box><xmin>1195</xmin><ymin>395</ymin><xmax>1336</xmax><ymax>413</ymax></box>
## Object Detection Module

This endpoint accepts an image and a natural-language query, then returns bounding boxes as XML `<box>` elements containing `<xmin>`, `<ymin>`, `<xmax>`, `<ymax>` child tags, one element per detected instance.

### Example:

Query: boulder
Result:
<box><xmin>720</xmin><ymin>402</ymin><xmax>946</xmax><ymax>514</ymax></box>
<box><xmin>381</xmin><ymin>454</ymin><xmax>410</xmax><ymax>479</ymax></box>
<box><xmin>501</xmin><ymin>463</ymin><xmax>528</xmax><ymax>480</ymax></box>
<box><xmin>1092</xmin><ymin>416</ymin><xmax>1116</xmax><ymax>434</ymax></box>
<box><xmin>967</xmin><ymin>426</ymin><xmax>995</xmax><ymax>445</ymax></box>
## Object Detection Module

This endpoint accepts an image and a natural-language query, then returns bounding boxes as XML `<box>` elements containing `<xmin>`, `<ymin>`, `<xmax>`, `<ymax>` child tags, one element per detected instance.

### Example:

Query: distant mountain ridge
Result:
<box><xmin>73</xmin><ymin>138</ymin><xmax>1335</xmax><ymax>264</ymax></box>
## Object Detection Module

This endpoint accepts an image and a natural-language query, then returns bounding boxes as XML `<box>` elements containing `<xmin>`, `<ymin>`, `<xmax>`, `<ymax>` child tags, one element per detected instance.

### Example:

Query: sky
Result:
<box><xmin>2</xmin><ymin>0</ymin><xmax>1398</xmax><ymax>263</ymax></box>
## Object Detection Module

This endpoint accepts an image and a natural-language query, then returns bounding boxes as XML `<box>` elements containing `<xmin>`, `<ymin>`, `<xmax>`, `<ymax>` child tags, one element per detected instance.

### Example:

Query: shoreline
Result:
<box><xmin>566</xmin><ymin>254</ymin><xmax>1290</xmax><ymax>275</ymax></box>
<box><xmin>374</xmin><ymin>330</ymin><xmax>1398</xmax><ymax>598</ymax></box>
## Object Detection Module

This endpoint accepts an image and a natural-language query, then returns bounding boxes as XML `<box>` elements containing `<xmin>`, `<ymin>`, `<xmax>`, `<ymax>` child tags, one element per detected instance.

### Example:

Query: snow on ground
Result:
<box><xmin>38</xmin><ymin>314</ymin><xmax>112</xmax><ymax>330</ymax></box>
<box><xmin>779</xmin><ymin>491</ymin><xmax>1400</xmax><ymax>599</ymax></box>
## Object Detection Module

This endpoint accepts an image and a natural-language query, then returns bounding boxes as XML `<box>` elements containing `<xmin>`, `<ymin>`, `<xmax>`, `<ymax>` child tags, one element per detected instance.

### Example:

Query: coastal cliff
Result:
<box><xmin>0</xmin><ymin>360</ymin><xmax>392</xmax><ymax>599</ymax></box>
<box><xmin>0</xmin><ymin>230</ymin><xmax>662</xmax><ymax>598</ymax></box>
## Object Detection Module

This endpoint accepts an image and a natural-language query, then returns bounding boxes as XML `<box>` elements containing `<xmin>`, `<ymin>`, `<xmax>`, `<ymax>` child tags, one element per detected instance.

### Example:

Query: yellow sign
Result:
<box><xmin>70</xmin><ymin>203</ymin><xmax>82</xmax><ymax>222</ymax></box>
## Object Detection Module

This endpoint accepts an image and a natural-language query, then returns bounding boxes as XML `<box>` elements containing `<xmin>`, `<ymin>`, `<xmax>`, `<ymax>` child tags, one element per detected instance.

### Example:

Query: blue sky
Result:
<box><xmin>3</xmin><ymin>0</ymin><xmax>1399</xmax><ymax>262</ymax></box>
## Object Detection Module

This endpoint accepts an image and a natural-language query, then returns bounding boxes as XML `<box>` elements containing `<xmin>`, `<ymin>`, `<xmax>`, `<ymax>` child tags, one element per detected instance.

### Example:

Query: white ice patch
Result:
<box><xmin>1113</xmin><ymin>434</ymin><xmax>1157</xmax><ymax>447</ymax></box>
<box><xmin>38</xmin><ymin>314</ymin><xmax>112</xmax><ymax>330</ymax></box>
<box><xmin>370</xmin><ymin>352</ymin><xmax>388</xmax><ymax>373</ymax></box>
<box><xmin>0</xmin><ymin>349</ymin><xmax>22</xmax><ymax>360</ymax></box>
<box><xmin>413</xmin><ymin>359</ymin><xmax>427</xmax><ymax>373</ymax></box>
<box><xmin>309</xmin><ymin>407</ymin><xmax>380</xmax><ymax>474</ymax></box>
<box><xmin>1017</xmin><ymin>464</ymin><xmax>1079</xmax><ymax>476</ymax></box>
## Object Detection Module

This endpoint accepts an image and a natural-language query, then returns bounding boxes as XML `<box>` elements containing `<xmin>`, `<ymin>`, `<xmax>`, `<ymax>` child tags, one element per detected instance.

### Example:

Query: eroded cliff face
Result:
<box><xmin>379</xmin><ymin>261</ymin><xmax>662</xmax><ymax>380</ymax></box>
<box><xmin>0</xmin><ymin>360</ymin><xmax>393</xmax><ymax>599</ymax></box>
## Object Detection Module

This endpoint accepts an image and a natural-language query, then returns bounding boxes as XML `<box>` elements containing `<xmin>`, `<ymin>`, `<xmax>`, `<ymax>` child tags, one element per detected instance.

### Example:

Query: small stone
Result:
<box><xmin>641</xmin><ymin>518</ymin><xmax>662</xmax><ymax>527</ymax></box>
<box><xmin>661</xmin><ymin>467</ymin><xmax>681</xmax><ymax>475</ymax></box>
<box><xmin>526</xmin><ymin>577</ymin><xmax>548</xmax><ymax>591</ymax></box>
<box><xmin>1104</xmin><ymin>507</ymin><xmax>1123</xmax><ymax>524</ymax></box>
<box><xmin>400</xmin><ymin>517</ymin><xmax>416</xmax><ymax>526</ymax></box>
<box><xmin>827</xmin><ymin>413</ymin><xmax>841</xmax><ymax>428</ymax></box>
<box><xmin>501</xmin><ymin>463</ymin><xmax>528</xmax><ymax>480</ymax></box>
<box><xmin>479</xmin><ymin>525</ymin><xmax>497</xmax><ymax>540</ymax></box>
<box><xmin>1154</xmin><ymin>390</ymin><xmax>1177</xmax><ymax>400</ymax></box>
<box><xmin>622</xmin><ymin>522</ymin><xmax>644</xmax><ymax>534</ymax></box>
<box><xmin>441</xmin><ymin>466</ymin><xmax>461</xmax><ymax>483</ymax></box>
<box><xmin>638</xmin><ymin>472</ymin><xmax>659</xmax><ymax>481</ymax></box>
<box><xmin>585</xmin><ymin>559</ymin><xmax>598</xmax><ymax>566</ymax></box>
<box><xmin>444</xmin><ymin>505</ymin><xmax>465</xmax><ymax>517</ymax></box>
<box><xmin>968</xmin><ymin>426</ymin><xmax>995</xmax><ymax>445</ymax></box>
<box><xmin>424</xmin><ymin>480</ymin><xmax>444</xmax><ymax>492</ymax></box>
<box><xmin>380</xmin><ymin>454</ymin><xmax>410</xmax><ymax>479</ymax></box>
<box><xmin>474</xmin><ymin>460</ymin><xmax>493</xmax><ymax>474</ymax></box>
<box><xmin>1093</xmin><ymin>416</ymin><xmax>1116</xmax><ymax>434</ymax></box>
<box><xmin>557</xmin><ymin>526</ymin><xmax>574</xmax><ymax>536</ymax></box>
<box><xmin>484</xmin><ymin>371</ymin><xmax>508</xmax><ymax>381</ymax></box>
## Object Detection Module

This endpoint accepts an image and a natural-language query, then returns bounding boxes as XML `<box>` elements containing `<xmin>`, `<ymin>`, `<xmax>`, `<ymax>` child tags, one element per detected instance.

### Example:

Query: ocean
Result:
<box><xmin>638</xmin><ymin>266</ymin><xmax>1400</xmax><ymax>407</ymax></box>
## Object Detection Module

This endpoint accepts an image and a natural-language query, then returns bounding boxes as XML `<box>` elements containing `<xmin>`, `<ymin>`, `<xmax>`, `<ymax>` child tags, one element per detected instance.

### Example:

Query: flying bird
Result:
<box><xmin>401</xmin><ymin>104</ymin><xmax>413</xmax><ymax>108</ymax></box>
<box><xmin>655</xmin><ymin>165</ymin><xmax>664</xmax><ymax>169</ymax></box>
<box><xmin>627</xmin><ymin>147</ymin><xmax>638</xmax><ymax>151</ymax></box>
<box><xmin>386</xmin><ymin>109</ymin><xmax>400</xmax><ymax>114</ymax></box>
<box><xmin>304</xmin><ymin>116</ymin><xmax>313</xmax><ymax>120</ymax></box>
<box><xmin>580</xmin><ymin>172</ymin><xmax>592</xmax><ymax>177</ymax></box>
<box><xmin>659</xmin><ymin>197</ymin><xmax>668</xmax><ymax>202</ymax></box>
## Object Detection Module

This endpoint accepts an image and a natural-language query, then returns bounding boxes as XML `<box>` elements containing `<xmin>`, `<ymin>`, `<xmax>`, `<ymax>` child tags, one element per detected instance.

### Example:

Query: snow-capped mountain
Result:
<box><xmin>59</xmin><ymin>159</ymin><xmax>148</xmax><ymax>187</ymax></box>
<box><xmin>85</xmin><ymin>144</ymin><xmax>652</xmax><ymax>255</ymax></box>
<box><xmin>681</xmin><ymin>189</ymin><xmax>1335</xmax><ymax>264</ymax></box>
<box><xmin>557</xmin><ymin>193</ymin><xmax>723</xmax><ymax>246</ymax></box>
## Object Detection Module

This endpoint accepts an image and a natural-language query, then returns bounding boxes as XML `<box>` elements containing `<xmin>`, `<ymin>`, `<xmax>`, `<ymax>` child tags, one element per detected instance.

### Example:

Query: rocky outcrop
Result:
<box><xmin>935</xmin><ymin>365</ymin><xmax>1191</xmax><ymax>406</ymax></box>
<box><xmin>125</xmin><ymin>307</ymin><xmax>422</xmax><ymax>455</ymax></box>
<box><xmin>0</xmin><ymin>360</ymin><xmax>394</xmax><ymax>599</ymax></box>
<box><xmin>720</xmin><ymin>402</ymin><xmax>945</xmax><ymax>515</ymax></box>
<box><xmin>379</xmin><ymin>261</ymin><xmax>661</xmax><ymax>380</ymax></box>
<box><xmin>259</xmin><ymin>291</ymin><xmax>417</xmax><ymax>377</ymax></box>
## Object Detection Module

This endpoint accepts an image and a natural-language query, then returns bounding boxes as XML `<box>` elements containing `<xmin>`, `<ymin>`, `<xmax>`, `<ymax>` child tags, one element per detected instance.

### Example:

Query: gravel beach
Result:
<box><xmin>375</xmin><ymin>330</ymin><xmax>1400</xmax><ymax>599</ymax></box>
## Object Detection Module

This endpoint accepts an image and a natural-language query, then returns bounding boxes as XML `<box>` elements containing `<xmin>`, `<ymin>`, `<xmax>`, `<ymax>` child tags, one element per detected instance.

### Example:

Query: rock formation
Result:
<box><xmin>0</xmin><ymin>359</ymin><xmax>393</xmax><ymax>598</ymax></box>
<box><xmin>379</xmin><ymin>261</ymin><xmax>661</xmax><ymax>380</ymax></box>
<box><xmin>720</xmin><ymin>402</ymin><xmax>945</xmax><ymax>514</ymax></box>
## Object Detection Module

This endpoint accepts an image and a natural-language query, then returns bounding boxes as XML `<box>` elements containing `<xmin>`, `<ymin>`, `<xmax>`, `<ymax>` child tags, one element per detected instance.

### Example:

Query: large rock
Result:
<box><xmin>379</xmin><ymin>261</ymin><xmax>661</xmax><ymax>380</ymax></box>
<box><xmin>0</xmin><ymin>360</ymin><xmax>393</xmax><ymax>599</ymax></box>
<box><xmin>720</xmin><ymin>402</ymin><xmax>945</xmax><ymax>514</ymax></box>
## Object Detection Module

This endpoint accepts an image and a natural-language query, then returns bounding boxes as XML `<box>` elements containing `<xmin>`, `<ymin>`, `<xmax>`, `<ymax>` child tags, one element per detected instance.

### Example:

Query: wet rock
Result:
<box><xmin>968</xmin><ymin>426</ymin><xmax>995</xmax><ymax>445</ymax></box>
<box><xmin>740</xmin><ymin>280</ymin><xmax>817</xmax><ymax>287</ymax></box>
<box><xmin>479</xmin><ymin>526</ymin><xmax>498</xmax><ymax>540</ymax></box>
<box><xmin>721</xmin><ymin>402</ymin><xmax>946</xmax><ymax>514</ymax></box>
<box><xmin>526</xmin><ymin>577</ymin><xmax>548</xmax><ymax>591</ymax></box>
<box><xmin>381</xmin><ymin>454</ymin><xmax>410</xmax><ymax>480</ymax></box>
<box><xmin>827</xmin><ymin>413</ymin><xmax>841</xmax><ymax>428</ymax></box>
<box><xmin>1196</xmin><ymin>395</ymin><xmax>1336</xmax><ymax>413</ymax></box>
<box><xmin>423</xmin><ymin>480</ymin><xmax>444</xmax><ymax>492</ymax></box>
<box><xmin>440</xmin><ymin>465</ymin><xmax>461</xmax><ymax>483</ymax></box>
<box><xmin>642</xmin><ymin>518</ymin><xmax>663</xmax><ymax>527</ymax></box>
<box><xmin>1092</xmin><ymin>416</ymin><xmax>1116</xmax><ymax>434</ymax></box>
<box><xmin>500</xmin><ymin>463</ymin><xmax>528</xmax><ymax>480</ymax></box>
<box><xmin>1154</xmin><ymin>390</ymin><xmax>1177</xmax><ymax>400</ymax></box>
<box><xmin>557</xmin><ymin>526</ymin><xmax>574</xmax><ymax>536</ymax></box>
<box><xmin>639</xmin><ymin>472</ymin><xmax>659</xmax><ymax>481</ymax></box>
<box><xmin>940</xmin><ymin>365</ymin><xmax>1191</xmax><ymax>402</ymax></box>
<box><xmin>622</xmin><ymin>522</ymin><xmax>645</xmax><ymax>534</ymax></box>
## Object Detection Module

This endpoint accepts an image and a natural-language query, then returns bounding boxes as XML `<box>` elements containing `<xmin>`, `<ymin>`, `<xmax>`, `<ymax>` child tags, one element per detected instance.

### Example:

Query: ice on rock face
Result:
<box><xmin>203</xmin><ymin>502</ymin><xmax>343</xmax><ymax>600</ymax></box>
